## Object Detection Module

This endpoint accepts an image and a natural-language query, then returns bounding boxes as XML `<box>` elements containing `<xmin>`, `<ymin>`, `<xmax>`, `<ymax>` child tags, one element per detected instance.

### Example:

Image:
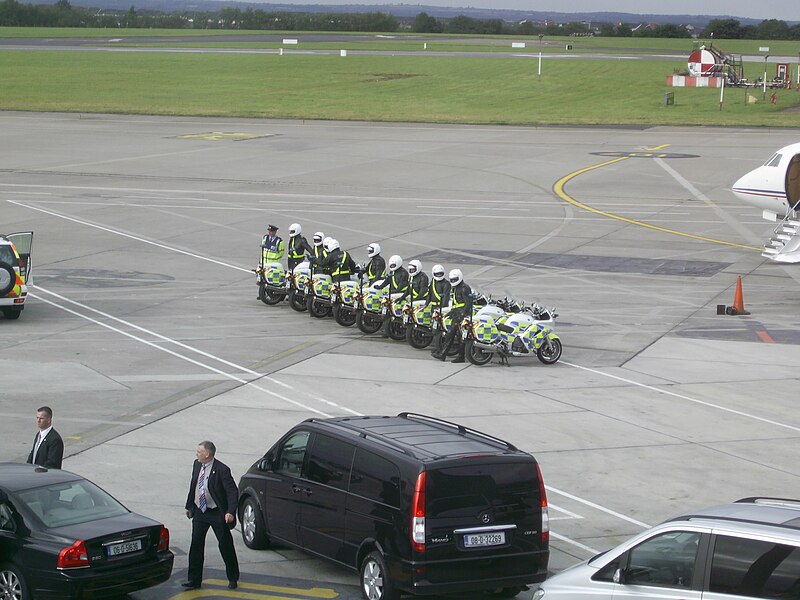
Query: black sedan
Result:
<box><xmin>0</xmin><ymin>463</ymin><xmax>173</xmax><ymax>599</ymax></box>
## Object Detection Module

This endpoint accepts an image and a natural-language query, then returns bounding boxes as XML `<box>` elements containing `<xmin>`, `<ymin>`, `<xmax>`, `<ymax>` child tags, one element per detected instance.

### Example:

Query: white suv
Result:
<box><xmin>535</xmin><ymin>497</ymin><xmax>800</xmax><ymax>600</ymax></box>
<box><xmin>0</xmin><ymin>232</ymin><xmax>33</xmax><ymax>320</ymax></box>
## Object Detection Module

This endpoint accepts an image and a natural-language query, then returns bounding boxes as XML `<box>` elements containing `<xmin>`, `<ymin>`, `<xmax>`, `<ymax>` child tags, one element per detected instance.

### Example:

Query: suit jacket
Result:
<box><xmin>27</xmin><ymin>428</ymin><xmax>64</xmax><ymax>469</ymax></box>
<box><xmin>185</xmin><ymin>458</ymin><xmax>238</xmax><ymax>527</ymax></box>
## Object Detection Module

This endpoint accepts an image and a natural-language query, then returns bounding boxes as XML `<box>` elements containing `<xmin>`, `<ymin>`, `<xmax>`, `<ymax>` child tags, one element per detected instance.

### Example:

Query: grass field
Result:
<box><xmin>1</xmin><ymin>28</ymin><xmax>798</xmax><ymax>125</ymax></box>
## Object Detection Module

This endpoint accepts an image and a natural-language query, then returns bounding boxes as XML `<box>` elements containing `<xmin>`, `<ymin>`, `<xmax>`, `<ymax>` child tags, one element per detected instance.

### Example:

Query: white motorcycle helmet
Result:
<box><xmin>328</xmin><ymin>239</ymin><xmax>340</xmax><ymax>251</ymax></box>
<box><xmin>408</xmin><ymin>259</ymin><xmax>422</xmax><ymax>276</ymax></box>
<box><xmin>432</xmin><ymin>264</ymin><xmax>446</xmax><ymax>281</ymax></box>
<box><xmin>388</xmin><ymin>255</ymin><xmax>403</xmax><ymax>271</ymax></box>
<box><xmin>313</xmin><ymin>231</ymin><xmax>324</xmax><ymax>246</ymax></box>
<box><xmin>449</xmin><ymin>269</ymin><xmax>463</xmax><ymax>286</ymax></box>
<box><xmin>288</xmin><ymin>223</ymin><xmax>301</xmax><ymax>237</ymax></box>
<box><xmin>367</xmin><ymin>243</ymin><xmax>381</xmax><ymax>258</ymax></box>
<box><xmin>322</xmin><ymin>237</ymin><xmax>333</xmax><ymax>252</ymax></box>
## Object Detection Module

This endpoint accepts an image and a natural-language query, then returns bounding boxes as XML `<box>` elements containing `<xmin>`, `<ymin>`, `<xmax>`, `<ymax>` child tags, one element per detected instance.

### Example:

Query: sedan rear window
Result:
<box><xmin>17</xmin><ymin>479</ymin><xmax>129</xmax><ymax>528</ymax></box>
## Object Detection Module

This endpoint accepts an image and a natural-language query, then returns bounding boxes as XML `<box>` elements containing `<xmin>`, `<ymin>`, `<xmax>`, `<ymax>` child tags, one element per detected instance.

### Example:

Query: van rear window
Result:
<box><xmin>426</xmin><ymin>463</ymin><xmax>539</xmax><ymax>519</ymax></box>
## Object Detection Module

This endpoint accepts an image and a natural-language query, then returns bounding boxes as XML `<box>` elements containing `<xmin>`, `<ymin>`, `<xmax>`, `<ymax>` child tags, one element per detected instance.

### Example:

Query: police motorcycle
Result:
<box><xmin>431</xmin><ymin>291</ymin><xmax>492</xmax><ymax>357</ymax></box>
<box><xmin>254</xmin><ymin>261</ymin><xmax>287</xmax><ymax>305</ymax></box>
<box><xmin>382</xmin><ymin>293</ymin><xmax>417</xmax><ymax>341</ymax></box>
<box><xmin>355</xmin><ymin>275</ymin><xmax>388</xmax><ymax>334</ymax></box>
<box><xmin>331</xmin><ymin>268</ymin><xmax>367</xmax><ymax>327</ymax></box>
<box><xmin>462</xmin><ymin>298</ymin><xmax>561</xmax><ymax>366</ymax></box>
<box><xmin>404</xmin><ymin>302</ymin><xmax>435</xmax><ymax>349</ymax></box>
<box><xmin>286</xmin><ymin>262</ymin><xmax>311</xmax><ymax>312</ymax></box>
<box><xmin>305</xmin><ymin>239</ymin><xmax>335</xmax><ymax>319</ymax></box>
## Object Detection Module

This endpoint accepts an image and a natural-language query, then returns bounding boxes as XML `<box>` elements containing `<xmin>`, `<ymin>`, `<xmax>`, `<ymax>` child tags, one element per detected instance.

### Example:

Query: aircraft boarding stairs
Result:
<box><xmin>763</xmin><ymin>211</ymin><xmax>800</xmax><ymax>263</ymax></box>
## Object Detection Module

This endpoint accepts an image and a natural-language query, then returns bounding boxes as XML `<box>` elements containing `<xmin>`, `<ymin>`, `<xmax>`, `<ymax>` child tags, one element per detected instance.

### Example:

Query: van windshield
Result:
<box><xmin>426</xmin><ymin>462</ymin><xmax>539</xmax><ymax>519</ymax></box>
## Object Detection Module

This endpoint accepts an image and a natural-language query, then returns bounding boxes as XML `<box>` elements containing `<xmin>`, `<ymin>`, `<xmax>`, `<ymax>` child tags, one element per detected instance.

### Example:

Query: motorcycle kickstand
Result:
<box><xmin>499</xmin><ymin>353</ymin><xmax>511</xmax><ymax>367</ymax></box>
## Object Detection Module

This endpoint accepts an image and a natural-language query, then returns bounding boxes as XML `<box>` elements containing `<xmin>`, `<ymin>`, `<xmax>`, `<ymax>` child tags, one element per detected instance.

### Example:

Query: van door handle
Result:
<box><xmin>304</xmin><ymin>488</ymin><xmax>313</xmax><ymax>497</ymax></box>
<box><xmin>292</xmin><ymin>485</ymin><xmax>302</xmax><ymax>494</ymax></box>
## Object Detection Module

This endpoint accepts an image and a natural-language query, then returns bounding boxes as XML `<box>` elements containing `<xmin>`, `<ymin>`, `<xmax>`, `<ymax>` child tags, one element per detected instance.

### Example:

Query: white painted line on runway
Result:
<box><xmin>7</xmin><ymin>200</ymin><xmax>252</xmax><ymax>274</ymax></box>
<box><xmin>547</xmin><ymin>485</ymin><xmax>651</xmax><ymax>529</ymax></box>
<box><xmin>550</xmin><ymin>531</ymin><xmax>600</xmax><ymax>554</ymax></box>
<box><xmin>549</xmin><ymin>503</ymin><xmax>585</xmax><ymax>520</ymax></box>
<box><xmin>563</xmin><ymin>360</ymin><xmax>800</xmax><ymax>435</ymax></box>
<box><xmin>654</xmin><ymin>157</ymin><xmax>763</xmax><ymax>248</ymax></box>
<box><xmin>32</xmin><ymin>287</ymin><xmax>361</xmax><ymax>418</ymax></box>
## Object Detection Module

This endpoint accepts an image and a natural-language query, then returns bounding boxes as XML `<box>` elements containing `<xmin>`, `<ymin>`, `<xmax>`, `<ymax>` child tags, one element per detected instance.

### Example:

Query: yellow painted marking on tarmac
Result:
<box><xmin>168</xmin><ymin>578</ymin><xmax>339</xmax><ymax>599</ymax></box>
<box><xmin>65</xmin><ymin>436</ymin><xmax>82</xmax><ymax>440</ymax></box>
<box><xmin>553</xmin><ymin>157</ymin><xmax>762</xmax><ymax>252</ymax></box>
<box><xmin>176</xmin><ymin>132</ymin><xmax>275</xmax><ymax>141</ymax></box>
<box><xmin>645</xmin><ymin>144</ymin><xmax>671</xmax><ymax>151</ymax></box>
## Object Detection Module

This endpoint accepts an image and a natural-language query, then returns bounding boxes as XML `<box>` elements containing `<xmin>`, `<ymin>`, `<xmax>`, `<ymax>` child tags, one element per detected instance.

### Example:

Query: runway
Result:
<box><xmin>2</xmin><ymin>112</ymin><xmax>799</xmax><ymax>598</ymax></box>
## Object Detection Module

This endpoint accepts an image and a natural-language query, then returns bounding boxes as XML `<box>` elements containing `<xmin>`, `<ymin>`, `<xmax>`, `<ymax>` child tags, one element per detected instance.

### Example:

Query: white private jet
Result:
<box><xmin>732</xmin><ymin>143</ymin><xmax>800</xmax><ymax>262</ymax></box>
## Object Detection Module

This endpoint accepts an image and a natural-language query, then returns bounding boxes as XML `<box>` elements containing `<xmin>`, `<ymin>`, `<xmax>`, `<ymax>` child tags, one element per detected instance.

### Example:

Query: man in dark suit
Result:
<box><xmin>182</xmin><ymin>441</ymin><xmax>240</xmax><ymax>590</ymax></box>
<box><xmin>26</xmin><ymin>406</ymin><xmax>64</xmax><ymax>469</ymax></box>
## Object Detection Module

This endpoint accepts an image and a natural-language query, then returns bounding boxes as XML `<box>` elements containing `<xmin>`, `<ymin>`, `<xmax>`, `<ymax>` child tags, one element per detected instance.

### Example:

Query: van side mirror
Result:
<box><xmin>258</xmin><ymin>457</ymin><xmax>273</xmax><ymax>472</ymax></box>
<box><xmin>613</xmin><ymin>568</ymin><xmax>625</xmax><ymax>584</ymax></box>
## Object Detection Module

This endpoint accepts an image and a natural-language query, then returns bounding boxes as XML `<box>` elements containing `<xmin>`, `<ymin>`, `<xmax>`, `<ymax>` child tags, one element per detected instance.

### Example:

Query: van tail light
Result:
<box><xmin>157</xmin><ymin>525</ymin><xmax>170</xmax><ymax>552</ymax></box>
<box><xmin>536</xmin><ymin>463</ymin><xmax>549</xmax><ymax>543</ymax></box>
<box><xmin>57</xmin><ymin>540</ymin><xmax>89</xmax><ymax>569</ymax></box>
<box><xmin>411</xmin><ymin>471</ymin><xmax>426</xmax><ymax>553</ymax></box>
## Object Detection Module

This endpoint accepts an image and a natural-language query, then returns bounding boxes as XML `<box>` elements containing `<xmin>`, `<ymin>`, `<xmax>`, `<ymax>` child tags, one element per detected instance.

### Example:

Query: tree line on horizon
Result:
<box><xmin>1</xmin><ymin>0</ymin><xmax>799</xmax><ymax>40</ymax></box>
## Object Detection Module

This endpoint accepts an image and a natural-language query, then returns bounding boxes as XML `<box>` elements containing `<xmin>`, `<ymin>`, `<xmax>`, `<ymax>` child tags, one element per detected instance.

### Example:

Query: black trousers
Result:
<box><xmin>187</xmin><ymin>507</ymin><xmax>240</xmax><ymax>584</ymax></box>
<box><xmin>440</xmin><ymin>310</ymin><xmax>466</xmax><ymax>358</ymax></box>
<box><xmin>288</xmin><ymin>257</ymin><xmax>303</xmax><ymax>271</ymax></box>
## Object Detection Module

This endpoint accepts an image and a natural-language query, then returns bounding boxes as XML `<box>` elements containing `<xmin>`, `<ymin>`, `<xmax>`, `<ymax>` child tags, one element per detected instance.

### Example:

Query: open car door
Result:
<box><xmin>6</xmin><ymin>232</ymin><xmax>33</xmax><ymax>285</ymax></box>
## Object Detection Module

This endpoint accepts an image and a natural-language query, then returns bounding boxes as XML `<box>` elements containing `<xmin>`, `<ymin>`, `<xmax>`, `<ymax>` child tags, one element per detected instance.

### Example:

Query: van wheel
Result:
<box><xmin>240</xmin><ymin>497</ymin><xmax>268</xmax><ymax>550</ymax></box>
<box><xmin>0</xmin><ymin>563</ymin><xmax>30</xmax><ymax>600</ymax></box>
<box><xmin>360</xmin><ymin>551</ymin><xmax>399</xmax><ymax>600</ymax></box>
<box><xmin>2</xmin><ymin>308</ymin><xmax>22</xmax><ymax>320</ymax></box>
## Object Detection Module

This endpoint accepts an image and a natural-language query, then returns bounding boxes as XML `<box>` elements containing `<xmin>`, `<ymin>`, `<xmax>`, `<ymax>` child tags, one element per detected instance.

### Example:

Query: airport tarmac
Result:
<box><xmin>2</xmin><ymin>112</ymin><xmax>800</xmax><ymax>599</ymax></box>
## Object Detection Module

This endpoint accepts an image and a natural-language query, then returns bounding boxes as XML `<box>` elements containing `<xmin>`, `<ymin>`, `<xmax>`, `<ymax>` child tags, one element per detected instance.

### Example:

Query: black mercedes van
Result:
<box><xmin>237</xmin><ymin>413</ymin><xmax>549</xmax><ymax>600</ymax></box>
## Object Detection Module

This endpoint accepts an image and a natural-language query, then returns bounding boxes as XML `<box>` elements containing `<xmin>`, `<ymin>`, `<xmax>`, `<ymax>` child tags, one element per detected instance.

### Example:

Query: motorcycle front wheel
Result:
<box><xmin>435</xmin><ymin>335</ymin><xmax>462</xmax><ymax>357</ymax></box>
<box><xmin>537</xmin><ymin>338</ymin><xmax>562</xmax><ymax>364</ymax></box>
<box><xmin>465</xmin><ymin>339</ymin><xmax>493</xmax><ymax>366</ymax></box>
<box><xmin>309</xmin><ymin>298</ymin><xmax>332</xmax><ymax>318</ymax></box>
<box><xmin>288</xmin><ymin>290</ymin><xmax>307</xmax><ymax>312</ymax></box>
<box><xmin>387</xmin><ymin>319</ymin><xmax>406</xmax><ymax>341</ymax></box>
<box><xmin>334</xmin><ymin>305</ymin><xmax>357</xmax><ymax>327</ymax></box>
<box><xmin>357</xmin><ymin>311</ymin><xmax>383</xmax><ymax>334</ymax></box>
<box><xmin>406</xmin><ymin>326</ymin><xmax>433</xmax><ymax>349</ymax></box>
<box><xmin>262</xmin><ymin>287</ymin><xmax>286</xmax><ymax>306</ymax></box>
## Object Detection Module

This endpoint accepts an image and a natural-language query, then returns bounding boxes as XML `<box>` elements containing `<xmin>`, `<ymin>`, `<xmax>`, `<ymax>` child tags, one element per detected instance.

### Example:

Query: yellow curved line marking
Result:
<box><xmin>553</xmin><ymin>157</ymin><xmax>761</xmax><ymax>252</ymax></box>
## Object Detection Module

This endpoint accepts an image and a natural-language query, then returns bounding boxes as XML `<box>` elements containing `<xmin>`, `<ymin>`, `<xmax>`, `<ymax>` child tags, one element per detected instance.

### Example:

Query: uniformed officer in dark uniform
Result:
<box><xmin>432</xmin><ymin>269</ymin><xmax>472</xmax><ymax>363</ymax></box>
<box><xmin>286</xmin><ymin>223</ymin><xmax>311</xmax><ymax>272</ymax></box>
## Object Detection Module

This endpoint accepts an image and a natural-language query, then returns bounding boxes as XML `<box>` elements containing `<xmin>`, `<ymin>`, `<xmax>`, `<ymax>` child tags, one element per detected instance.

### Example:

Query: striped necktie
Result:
<box><xmin>198</xmin><ymin>464</ymin><xmax>207</xmax><ymax>513</ymax></box>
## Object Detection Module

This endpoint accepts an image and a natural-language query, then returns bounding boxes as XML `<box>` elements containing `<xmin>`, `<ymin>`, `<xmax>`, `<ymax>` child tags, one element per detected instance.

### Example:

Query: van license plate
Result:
<box><xmin>107</xmin><ymin>539</ymin><xmax>142</xmax><ymax>556</ymax></box>
<box><xmin>464</xmin><ymin>532</ymin><xmax>505</xmax><ymax>547</ymax></box>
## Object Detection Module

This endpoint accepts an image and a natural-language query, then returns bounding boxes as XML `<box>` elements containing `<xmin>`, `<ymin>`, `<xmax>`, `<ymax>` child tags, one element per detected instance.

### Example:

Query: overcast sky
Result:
<box><xmin>255</xmin><ymin>1</ymin><xmax>796</xmax><ymax>21</ymax></box>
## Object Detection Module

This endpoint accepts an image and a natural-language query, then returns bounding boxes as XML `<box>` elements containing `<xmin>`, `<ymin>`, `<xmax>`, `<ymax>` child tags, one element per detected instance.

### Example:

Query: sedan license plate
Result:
<box><xmin>464</xmin><ymin>532</ymin><xmax>505</xmax><ymax>548</ymax></box>
<box><xmin>107</xmin><ymin>539</ymin><xmax>142</xmax><ymax>556</ymax></box>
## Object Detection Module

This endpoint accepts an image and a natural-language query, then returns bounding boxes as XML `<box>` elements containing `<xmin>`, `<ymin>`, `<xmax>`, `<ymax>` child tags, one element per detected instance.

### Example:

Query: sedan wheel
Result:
<box><xmin>0</xmin><ymin>564</ymin><xmax>28</xmax><ymax>600</ymax></box>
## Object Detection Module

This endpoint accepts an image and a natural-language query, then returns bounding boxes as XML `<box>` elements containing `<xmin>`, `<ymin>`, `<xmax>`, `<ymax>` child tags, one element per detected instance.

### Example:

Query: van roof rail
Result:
<box><xmin>312</xmin><ymin>417</ymin><xmax>418</xmax><ymax>458</ymax></box>
<box><xmin>736</xmin><ymin>497</ymin><xmax>800</xmax><ymax>509</ymax></box>
<box><xmin>398</xmin><ymin>412</ymin><xmax>518</xmax><ymax>452</ymax></box>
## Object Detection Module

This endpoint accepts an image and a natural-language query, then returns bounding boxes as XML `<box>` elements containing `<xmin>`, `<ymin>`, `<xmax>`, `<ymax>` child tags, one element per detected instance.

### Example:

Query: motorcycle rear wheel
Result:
<box><xmin>334</xmin><ymin>305</ymin><xmax>357</xmax><ymax>327</ymax></box>
<box><xmin>465</xmin><ymin>339</ymin><xmax>493</xmax><ymax>366</ymax></box>
<box><xmin>288</xmin><ymin>290</ymin><xmax>307</xmax><ymax>312</ymax></box>
<box><xmin>357</xmin><ymin>311</ymin><xmax>383</xmax><ymax>334</ymax></box>
<box><xmin>537</xmin><ymin>338</ymin><xmax>562</xmax><ymax>364</ymax></box>
<box><xmin>387</xmin><ymin>320</ymin><xmax>406</xmax><ymax>341</ymax></box>
<box><xmin>406</xmin><ymin>326</ymin><xmax>433</xmax><ymax>349</ymax></box>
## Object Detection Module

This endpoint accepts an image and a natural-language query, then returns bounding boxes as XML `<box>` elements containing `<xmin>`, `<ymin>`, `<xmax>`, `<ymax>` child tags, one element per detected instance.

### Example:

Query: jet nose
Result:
<box><xmin>731</xmin><ymin>167</ymin><xmax>765</xmax><ymax>203</ymax></box>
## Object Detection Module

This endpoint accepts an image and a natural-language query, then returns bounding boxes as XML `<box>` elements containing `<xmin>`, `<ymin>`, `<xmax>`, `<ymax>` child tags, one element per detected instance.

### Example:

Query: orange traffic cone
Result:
<box><xmin>730</xmin><ymin>276</ymin><xmax>749</xmax><ymax>315</ymax></box>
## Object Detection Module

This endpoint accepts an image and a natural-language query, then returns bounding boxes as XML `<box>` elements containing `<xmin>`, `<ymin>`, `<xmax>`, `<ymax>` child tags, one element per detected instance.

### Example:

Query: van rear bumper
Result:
<box><xmin>396</xmin><ymin>550</ymin><xmax>548</xmax><ymax>595</ymax></box>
